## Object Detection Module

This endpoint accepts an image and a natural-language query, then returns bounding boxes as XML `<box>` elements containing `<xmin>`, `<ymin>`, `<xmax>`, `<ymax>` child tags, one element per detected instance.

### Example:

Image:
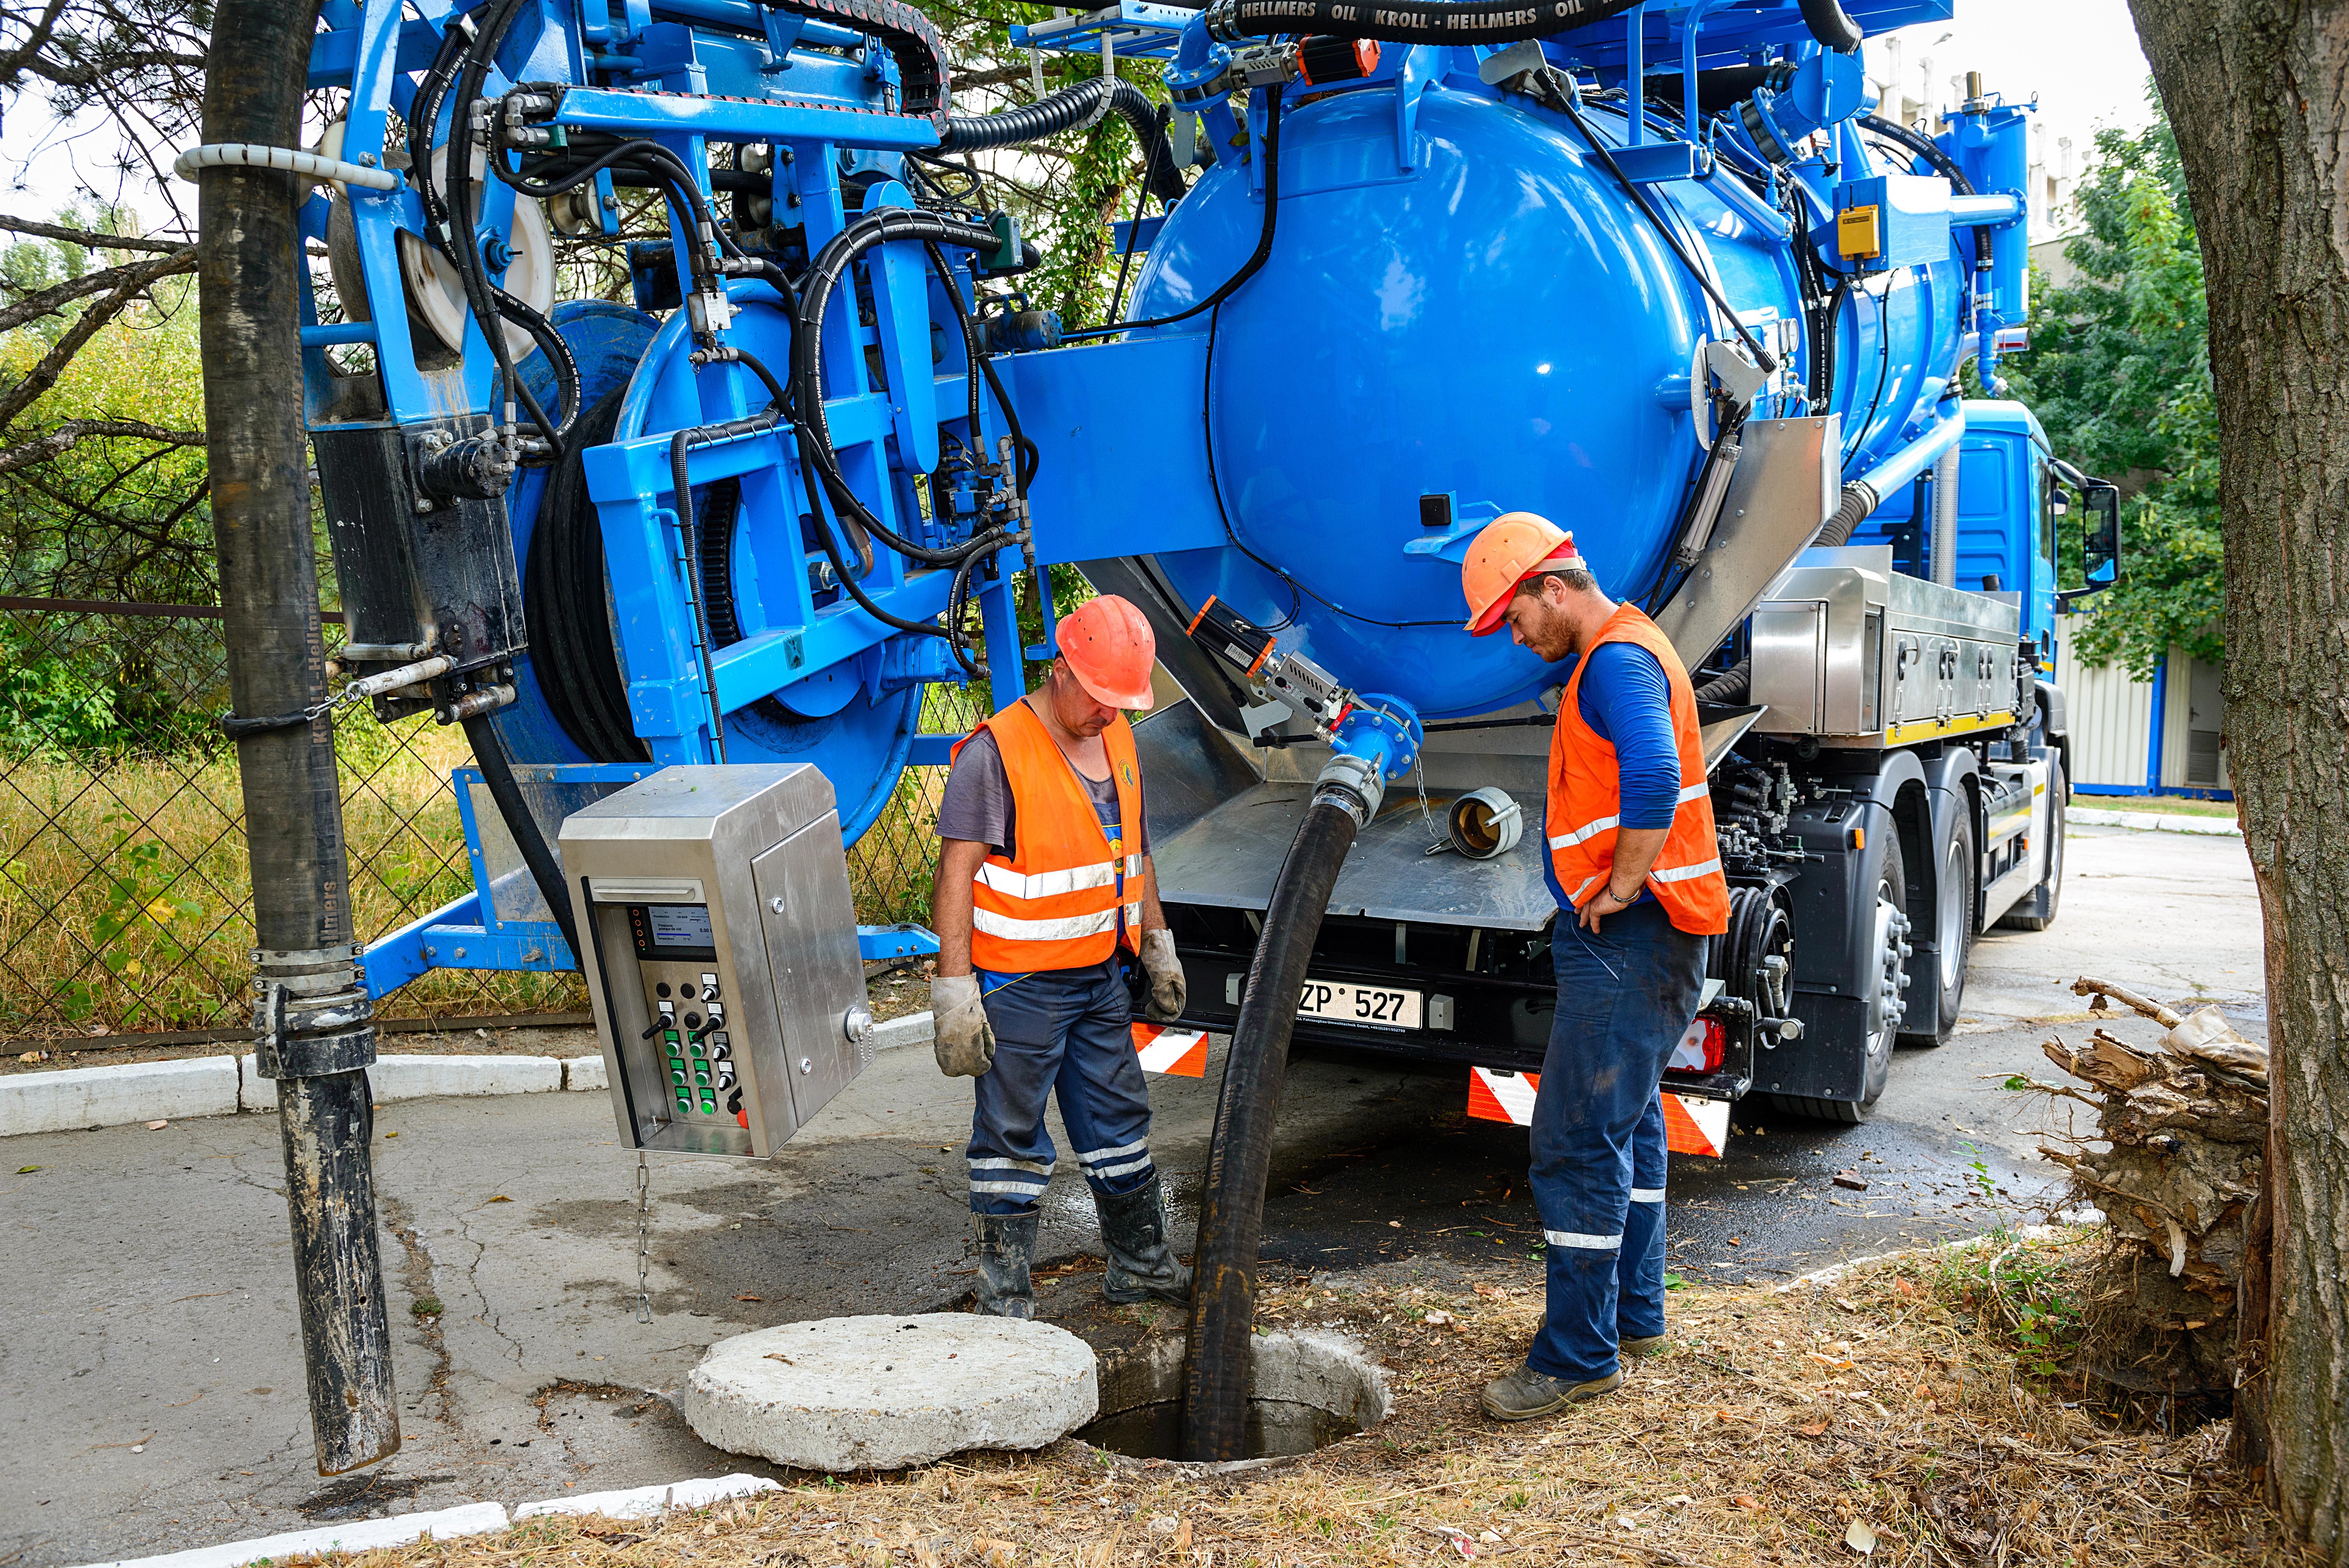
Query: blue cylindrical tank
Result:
<box><xmin>1121</xmin><ymin>78</ymin><xmax>1961</xmax><ymax>719</ymax></box>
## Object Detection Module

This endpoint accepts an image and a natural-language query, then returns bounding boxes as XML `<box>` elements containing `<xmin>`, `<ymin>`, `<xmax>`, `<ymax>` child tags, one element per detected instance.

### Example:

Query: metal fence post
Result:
<box><xmin>195</xmin><ymin>0</ymin><xmax>399</xmax><ymax>1474</ymax></box>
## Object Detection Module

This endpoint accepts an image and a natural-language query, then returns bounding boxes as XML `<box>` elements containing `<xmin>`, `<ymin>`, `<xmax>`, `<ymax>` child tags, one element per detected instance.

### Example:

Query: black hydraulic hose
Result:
<box><xmin>943</xmin><ymin>77</ymin><xmax>1188</xmax><ymax>206</ymax></box>
<box><xmin>1556</xmin><ymin>97</ymin><xmax>1777</xmax><ymax>374</ymax></box>
<box><xmin>1857</xmin><ymin>113</ymin><xmax>1992</xmax><ymax>275</ymax></box>
<box><xmin>462</xmin><ymin>713</ymin><xmax>580</xmax><ymax>962</ymax></box>
<box><xmin>791</xmin><ymin>208</ymin><xmax>1003</xmax><ymax>563</ymax></box>
<box><xmin>1797</xmin><ymin>0</ymin><xmax>1863</xmax><ymax>53</ymax></box>
<box><xmin>494</xmin><ymin>286</ymin><xmax>581</xmax><ymax>451</ymax></box>
<box><xmin>1180</xmin><ymin>787</ymin><xmax>1365</xmax><ymax>1461</ymax></box>
<box><xmin>1066</xmin><ymin>92</ymin><xmax>1282</xmax><ymax>341</ymax></box>
<box><xmin>524</xmin><ymin>385</ymin><xmax>649</xmax><ymax>763</ymax></box>
<box><xmin>922</xmin><ymin>239</ymin><xmax>1039</xmax><ymax>490</ymax></box>
<box><xmin>1221</xmin><ymin>0</ymin><xmax>1643</xmax><ymax>45</ymax></box>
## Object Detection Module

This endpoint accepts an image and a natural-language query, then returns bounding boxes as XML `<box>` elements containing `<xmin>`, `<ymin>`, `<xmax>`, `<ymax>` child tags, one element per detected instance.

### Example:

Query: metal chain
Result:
<box><xmin>634</xmin><ymin>1152</ymin><xmax>653</xmax><ymax>1323</ymax></box>
<box><xmin>1412</xmin><ymin>758</ymin><xmax>1451</xmax><ymax>854</ymax></box>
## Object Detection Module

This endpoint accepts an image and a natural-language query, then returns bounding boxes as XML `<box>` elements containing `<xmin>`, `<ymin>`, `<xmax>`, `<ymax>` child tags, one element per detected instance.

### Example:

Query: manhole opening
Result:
<box><xmin>1075</xmin><ymin>1331</ymin><xmax>1390</xmax><ymax>1462</ymax></box>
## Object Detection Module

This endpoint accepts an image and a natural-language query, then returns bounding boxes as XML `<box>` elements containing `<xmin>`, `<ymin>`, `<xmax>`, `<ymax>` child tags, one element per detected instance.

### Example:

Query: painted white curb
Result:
<box><xmin>240</xmin><ymin>1053</ymin><xmax>565</xmax><ymax>1112</ymax></box>
<box><xmin>875</xmin><ymin>1010</ymin><xmax>933</xmax><ymax>1051</ymax></box>
<box><xmin>0</xmin><ymin>1055</ymin><xmax>239</xmax><ymax>1139</ymax></box>
<box><xmin>68</xmin><ymin>1500</ymin><xmax>509</xmax><ymax>1568</ymax></box>
<box><xmin>513</xmin><ymin>1471</ymin><xmax>780</xmax><ymax>1520</ymax></box>
<box><xmin>8</xmin><ymin>1019</ymin><xmax>929</xmax><ymax>1139</ymax></box>
<box><xmin>2072</xmin><ymin>807</ymin><xmax>2239</xmax><ymax>836</ymax></box>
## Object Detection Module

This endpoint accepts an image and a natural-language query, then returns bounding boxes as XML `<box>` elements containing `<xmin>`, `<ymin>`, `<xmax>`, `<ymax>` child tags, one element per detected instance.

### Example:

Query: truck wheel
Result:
<box><xmin>1998</xmin><ymin>762</ymin><xmax>2066</xmax><ymax>932</ymax></box>
<box><xmin>1766</xmin><ymin>836</ymin><xmax>1910</xmax><ymax>1124</ymax></box>
<box><xmin>1900</xmin><ymin>801</ymin><xmax>1976</xmax><ymax>1047</ymax></box>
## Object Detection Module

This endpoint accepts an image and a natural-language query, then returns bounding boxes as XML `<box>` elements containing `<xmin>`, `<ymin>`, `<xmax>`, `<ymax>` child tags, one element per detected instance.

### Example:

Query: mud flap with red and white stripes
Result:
<box><xmin>1130</xmin><ymin>1021</ymin><xmax>1208</xmax><ymax>1077</ymax></box>
<box><xmin>1464</xmin><ymin>1066</ymin><xmax>1734</xmax><ymax>1157</ymax></box>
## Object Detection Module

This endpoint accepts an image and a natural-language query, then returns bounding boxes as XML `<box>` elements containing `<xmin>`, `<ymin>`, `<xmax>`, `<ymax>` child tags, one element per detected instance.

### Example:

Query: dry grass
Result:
<box><xmin>0</xmin><ymin>726</ymin><xmax>580</xmax><ymax>1035</ymax></box>
<box><xmin>321</xmin><ymin>1235</ymin><xmax>2305</xmax><ymax>1568</ymax></box>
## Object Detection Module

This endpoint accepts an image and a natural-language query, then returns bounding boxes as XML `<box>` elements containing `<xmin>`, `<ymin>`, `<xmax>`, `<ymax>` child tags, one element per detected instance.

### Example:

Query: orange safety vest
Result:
<box><xmin>1546</xmin><ymin>604</ymin><xmax>1731</xmax><ymax>937</ymax></box>
<box><xmin>951</xmin><ymin>697</ymin><xmax>1145</xmax><ymax>973</ymax></box>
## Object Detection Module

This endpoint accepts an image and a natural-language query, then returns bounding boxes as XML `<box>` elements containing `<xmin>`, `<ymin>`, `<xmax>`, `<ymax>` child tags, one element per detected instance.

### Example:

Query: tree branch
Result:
<box><xmin>0</xmin><ymin>245</ymin><xmax>193</xmax><ymax>333</ymax></box>
<box><xmin>0</xmin><ymin>418</ymin><xmax>206</xmax><ymax>476</ymax></box>
<box><xmin>0</xmin><ymin>213</ymin><xmax>188</xmax><ymax>255</ymax></box>
<box><xmin>0</xmin><ymin>249</ymin><xmax>190</xmax><ymax>430</ymax></box>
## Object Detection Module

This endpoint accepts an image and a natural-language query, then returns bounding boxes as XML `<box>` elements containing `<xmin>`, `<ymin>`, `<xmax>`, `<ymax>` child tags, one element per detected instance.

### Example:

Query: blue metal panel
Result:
<box><xmin>859</xmin><ymin>924</ymin><xmax>940</xmax><ymax>960</ymax></box>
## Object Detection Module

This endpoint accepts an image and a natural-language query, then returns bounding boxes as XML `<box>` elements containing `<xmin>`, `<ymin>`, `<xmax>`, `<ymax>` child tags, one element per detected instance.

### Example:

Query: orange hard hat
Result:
<box><xmin>1461</xmin><ymin>512</ymin><xmax>1587</xmax><ymax>636</ymax></box>
<box><xmin>1058</xmin><ymin>594</ymin><xmax>1157</xmax><ymax>709</ymax></box>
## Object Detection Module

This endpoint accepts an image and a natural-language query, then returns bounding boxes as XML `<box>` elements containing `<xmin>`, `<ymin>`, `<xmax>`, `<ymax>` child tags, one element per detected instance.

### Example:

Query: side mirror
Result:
<box><xmin>2055</xmin><ymin>475</ymin><xmax>2123</xmax><ymax>612</ymax></box>
<box><xmin>2082</xmin><ymin>483</ymin><xmax>2121</xmax><ymax>587</ymax></box>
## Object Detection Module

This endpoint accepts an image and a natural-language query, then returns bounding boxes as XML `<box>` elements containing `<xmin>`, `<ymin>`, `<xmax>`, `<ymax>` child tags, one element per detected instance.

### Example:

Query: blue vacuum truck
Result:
<box><xmin>280</xmin><ymin>0</ymin><xmax>2117</xmax><ymax>1460</ymax></box>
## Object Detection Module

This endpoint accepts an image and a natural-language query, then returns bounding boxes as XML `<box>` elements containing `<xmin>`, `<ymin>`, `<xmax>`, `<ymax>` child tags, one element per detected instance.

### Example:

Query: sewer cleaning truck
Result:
<box><xmin>271</xmin><ymin>0</ymin><xmax>2116</xmax><ymax>1456</ymax></box>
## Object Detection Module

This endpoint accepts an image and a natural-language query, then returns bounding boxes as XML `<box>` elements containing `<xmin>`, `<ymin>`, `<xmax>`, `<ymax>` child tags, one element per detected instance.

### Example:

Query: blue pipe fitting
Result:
<box><xmin>1314</xmin><ymin>693</ymin><xmax>1423</xmax><ymax>825</ymax></box>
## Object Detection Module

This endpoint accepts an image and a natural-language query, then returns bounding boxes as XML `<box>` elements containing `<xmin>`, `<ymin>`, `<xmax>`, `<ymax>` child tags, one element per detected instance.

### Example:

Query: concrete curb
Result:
<box><xmin>2072</xmin><ymin>806</ymin><xmax>2239</xmax><ymax>836</ymax></box>
<box><xmin>512</xmin><ymin>1472</ymin><xmax>781</xmax><ymax>1520</ymax></box>
<box><xmin>7</xmin><ymin>1016</ymin><xmax>934</xmax><ymax>1139</ymax></box>
<box><xmin>240</xmin><ymin>1053</ymin><xmax>567</xmax><ymax>1113</ymax></box>
<box><xmin>71</xmin><ymin>1475</ymin><xmax>784</xmax><ymax>1566</ymax></box>
<box><xmin>875</xmin><ymin>1010</ymin><xmax>933</xmax><ymax>1051</ymax></box>
<box><xmin>68</xmin><ymin>1501</ymin><xmax>510</xmax><ymax>1568</ymax></box>
<box><xmin>0</xmin><ymin>1055</ymin><xmax>239</xmax><ymax>1139</ymax></box>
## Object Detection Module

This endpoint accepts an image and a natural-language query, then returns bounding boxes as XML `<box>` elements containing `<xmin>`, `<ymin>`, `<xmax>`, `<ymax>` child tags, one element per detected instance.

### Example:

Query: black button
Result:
<box><xmin>679</xmin><ymin>984</ymin><xmax>699</xmax><ymax>1001</ymax></box>
<box><xmin>683</xmin><ymin>1012</ymin><xmax>702</xmax><ymax>1029</ymax></box>
<box><xmin>655</xmin><ymin>982</ymin><xmax>672</xmax><ymax>998</ymax></box>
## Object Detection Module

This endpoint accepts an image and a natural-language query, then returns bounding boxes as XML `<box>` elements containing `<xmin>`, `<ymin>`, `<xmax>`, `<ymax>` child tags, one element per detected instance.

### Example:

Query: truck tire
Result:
<box><xmin>1997</xmin><ymin>761</ymin><xmax>2066</xmax><ymax>932</ymax></box>
<box><xmin>1900</xmin><ymin>800</ymin><xmax>1976</xmax><ymax>1047</ymax></box>
<box><xmin>1766</xmin><ymin>836</ymin><xmax>1906</xmax><ymax>1124</ymax></box>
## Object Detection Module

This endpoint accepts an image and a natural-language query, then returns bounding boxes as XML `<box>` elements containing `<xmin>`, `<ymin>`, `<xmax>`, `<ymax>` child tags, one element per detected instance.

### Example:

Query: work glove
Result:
<box><xmin>1140</xmin><ymin>928</ymin><xmax>1187</xmax><ymax>1023</ymax></box>
<box><xmin>931</xmin><ymin>973</ymin><xmax>995</xmax><ymax>1077</ymax></box>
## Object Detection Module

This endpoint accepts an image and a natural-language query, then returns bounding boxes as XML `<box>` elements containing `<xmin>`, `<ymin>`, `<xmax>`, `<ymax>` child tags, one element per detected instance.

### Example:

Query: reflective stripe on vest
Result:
<box><xmin>1544</xmin><ymin>606</ymin><xmax>1732</xmax><ymax>937</ymax></box>
<box><xmin>952</xmin><ymin>699</ymin><xmax>1146</xmax><ymax>971</ymax></box>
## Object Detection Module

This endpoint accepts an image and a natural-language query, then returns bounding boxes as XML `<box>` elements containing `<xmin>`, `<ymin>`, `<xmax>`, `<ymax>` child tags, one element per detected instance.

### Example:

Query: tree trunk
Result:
<box><xmin>2127</xmin><ymin>3</ymin><xmax>2349</xmax><ymax>1556</ymax></box>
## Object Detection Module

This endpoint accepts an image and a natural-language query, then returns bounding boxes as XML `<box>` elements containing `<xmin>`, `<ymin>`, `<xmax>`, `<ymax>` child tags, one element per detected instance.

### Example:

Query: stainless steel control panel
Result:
<box><xmin>559</xmin><ymin>765</ymin><xmax>875</xmax><ymax>1159</ymax></box>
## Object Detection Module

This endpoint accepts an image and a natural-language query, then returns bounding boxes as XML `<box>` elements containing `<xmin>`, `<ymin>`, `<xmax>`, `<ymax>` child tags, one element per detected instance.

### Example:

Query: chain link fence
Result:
<box><xmin>0</xmin><ymin>598</ymin><xmax>983</xmax><ymax>1044</ymax></box>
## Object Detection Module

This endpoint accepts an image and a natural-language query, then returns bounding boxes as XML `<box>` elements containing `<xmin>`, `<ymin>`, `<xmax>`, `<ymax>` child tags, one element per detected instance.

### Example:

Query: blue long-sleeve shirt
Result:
<box><xmin>1543</xmin><ymin>641</ymin><xmax>1682</xmax><ymax>911</ymax></box>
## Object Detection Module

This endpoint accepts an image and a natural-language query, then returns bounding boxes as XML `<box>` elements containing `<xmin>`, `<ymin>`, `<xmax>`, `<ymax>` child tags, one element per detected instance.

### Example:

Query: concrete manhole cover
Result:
<box><xmin>680</xmin><ymin>1313</ymin><xmax>1098</xmax><ymax>1471</ymax></box>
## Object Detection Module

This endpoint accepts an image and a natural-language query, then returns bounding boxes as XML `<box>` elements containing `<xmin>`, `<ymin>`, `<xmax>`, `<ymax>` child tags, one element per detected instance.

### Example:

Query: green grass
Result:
<box><xmin>2076</xmin><ymin>793</ymin><xmax>2236</xmax><ymax>818</ymax></box>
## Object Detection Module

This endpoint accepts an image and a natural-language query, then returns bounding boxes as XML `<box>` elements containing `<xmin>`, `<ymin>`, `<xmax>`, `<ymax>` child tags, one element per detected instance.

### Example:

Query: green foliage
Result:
<box><xmin>2005</xmin><ymin>102</ymin><xmax>2221</xmax><ymax>679</ymax></box>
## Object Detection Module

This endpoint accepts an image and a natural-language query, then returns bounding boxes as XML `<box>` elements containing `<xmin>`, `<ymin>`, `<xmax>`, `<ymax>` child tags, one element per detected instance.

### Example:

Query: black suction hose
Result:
<box><xmin>462</xmin><ymin>713</ymin><xmax>581</xmax><ymax>963</ymax></box>
<box><xmin>1816</xmin><ymin>479</ymin><xmax>1879</xmax><ymax>547</ymax></box>
<box><xmin>1797</xmin><ymin>0</ymin><xmax>1862</xmax><ymax>53</ymax></box>
<box><xmin>943</xmin><ymin>77</ymin><xmax>1188</xmax><ymax>205</ymax></box>
<box><xmin>1180</xmin><ymin>784</ymin><xmax>1367</xmax><ymax>1461</ymax></box>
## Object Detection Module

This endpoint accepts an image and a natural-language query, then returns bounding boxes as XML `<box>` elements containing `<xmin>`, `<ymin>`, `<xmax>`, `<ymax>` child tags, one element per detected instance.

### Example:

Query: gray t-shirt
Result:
<box><xmin>936</xmin><ymin>727</ymin><xmax>1150</xmax><ymax>860</ymax></box>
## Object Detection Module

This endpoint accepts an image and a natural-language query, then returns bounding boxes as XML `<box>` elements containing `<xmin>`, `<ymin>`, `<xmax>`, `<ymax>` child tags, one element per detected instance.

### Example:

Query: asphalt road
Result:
<box><xmin>0</xmin><ymin>823</ymin><xmax>2265</xmax><ymax>1566</ymax></box>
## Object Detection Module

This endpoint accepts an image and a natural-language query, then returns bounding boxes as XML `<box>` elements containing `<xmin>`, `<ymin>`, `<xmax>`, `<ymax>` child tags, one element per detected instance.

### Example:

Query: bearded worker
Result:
<box><xmin>1458</xmin><ymin>513</ymin><xmax>1729</xmax><ymax>1419</ymax></box>
<box><xmin>928</xmin><ymin>594</ymin><xmax>1192</xmax><ymax>1320</ymax></box>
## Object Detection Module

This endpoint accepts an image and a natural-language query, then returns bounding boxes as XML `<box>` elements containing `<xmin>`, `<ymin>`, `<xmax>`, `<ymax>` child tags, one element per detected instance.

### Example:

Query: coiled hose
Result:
<box><xmin>943</xmin><ymin>77</ymin><xmax>1188</xmax><ymax>205</ymax></box>
<box><xmin>1816</xmin><ymin>479</ymin><xmax>1880</xmax><ymax>547</ymax></box>
<box><xmin>1180</xmin><ymin>782</ymin><xmax>1369</xmax><ymax>1461</ymax></box>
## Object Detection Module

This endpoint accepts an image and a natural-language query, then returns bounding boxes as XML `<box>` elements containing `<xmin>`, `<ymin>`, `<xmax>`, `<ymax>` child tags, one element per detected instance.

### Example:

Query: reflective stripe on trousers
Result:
<box><xmin>966</xmin><ymin>959</ymin><xmax>1157</xmax><ymax>1216</ymax></box>
<box><xmin>1525</xmin><ymin>900</ymin><xmax>1706</xmax><ymax>1383</ymax></box>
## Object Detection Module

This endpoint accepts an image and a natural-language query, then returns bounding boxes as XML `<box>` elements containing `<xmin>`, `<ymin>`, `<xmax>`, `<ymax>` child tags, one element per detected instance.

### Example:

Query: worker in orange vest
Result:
<box><xmin>929</xmin><ymin>595</ymin><xmax>1192</xmax><ymax>1319</ymax></box>
<box><xmin>1459</xmin><ymin>513</ymin><xmax>1730</xmax><ymax>1420</ymax></box>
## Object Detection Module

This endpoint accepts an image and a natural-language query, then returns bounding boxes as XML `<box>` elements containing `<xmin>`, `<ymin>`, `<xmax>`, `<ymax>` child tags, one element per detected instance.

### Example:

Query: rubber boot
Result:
<box><xmin>1096</xmin><ymin>1174</ymin><xmax>1192</xmax><ymax>1305</ymax></box>
<box><xmin>973</xmin><ymin>1210</ymin><xmax>1039</xmax><ymax>1320</ymax></box>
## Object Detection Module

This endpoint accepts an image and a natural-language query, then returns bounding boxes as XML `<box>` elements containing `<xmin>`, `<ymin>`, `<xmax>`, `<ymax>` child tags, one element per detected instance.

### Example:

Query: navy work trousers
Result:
<box><xmin>1526</xmin><ymin>900</ymin><xmax>1707</xmax><ymax>1383</ymax></box>
<box><xmin>966</xmin><ymin>959</ymin><xmax>1158</xmax><ymax>1216</ymax></box>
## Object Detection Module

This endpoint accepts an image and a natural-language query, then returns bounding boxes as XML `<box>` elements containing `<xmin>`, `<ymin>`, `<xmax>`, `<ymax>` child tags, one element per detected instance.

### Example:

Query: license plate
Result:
<box><xmin>1296</xmin><ymin>979</ymin><xmax>1422</xmax><ymax>1031</ymax></box>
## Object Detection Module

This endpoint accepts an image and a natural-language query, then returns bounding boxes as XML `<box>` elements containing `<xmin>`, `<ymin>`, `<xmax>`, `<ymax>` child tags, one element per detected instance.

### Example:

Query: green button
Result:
<box><xmin>690</xmin><ymin>1042</ymin><xmax>704</xmax><ymax>1057</ymax></box>
<box><xmin>670</xmin><ymin>1069</ymin><xmax>686</xmax><ymax>1087</ymax></box>
<box><xmin>694</xmin><ymin>1070</ymin><xmax>710</xmax><ymax>1086</ymax></box>
<box><xmin>699</xmin><ymin>1098</ymin><xmax>716</xmax><ymax>1115</ymax></box>
<box><xmin>675</xmin><ymin>1095</ymin><xmax>691</xmax><ymax>1112</ymax></box>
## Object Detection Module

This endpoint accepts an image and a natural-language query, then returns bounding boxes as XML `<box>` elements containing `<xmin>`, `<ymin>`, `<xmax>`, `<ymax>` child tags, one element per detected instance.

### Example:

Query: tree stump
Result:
<box><xmin>2034</xmin><ymin>977</ymin><xmax>2268</xmax><ymax>1414</ymax></box>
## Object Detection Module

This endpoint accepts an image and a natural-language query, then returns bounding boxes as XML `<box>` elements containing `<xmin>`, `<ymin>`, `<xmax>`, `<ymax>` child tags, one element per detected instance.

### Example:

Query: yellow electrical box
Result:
<box><xmin>1838</xmin><ymin>203</ymin><xmax>1882</xmax><ymax>260</ymax></box>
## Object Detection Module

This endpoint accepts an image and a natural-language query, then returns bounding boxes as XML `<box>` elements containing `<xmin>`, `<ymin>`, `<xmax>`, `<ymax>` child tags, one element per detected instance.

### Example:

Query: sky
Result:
<box><xmin>0</xmin><ymin>0</ymin><xmax>2160</xmax><ymax>241</ymax></box>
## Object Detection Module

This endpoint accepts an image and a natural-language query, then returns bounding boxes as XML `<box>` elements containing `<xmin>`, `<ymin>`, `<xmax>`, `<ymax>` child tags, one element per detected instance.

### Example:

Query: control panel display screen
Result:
<box><xmin>628</xmin><ymin>903</ymin><xmax>717</xmax><ymax>960</ymax></box>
